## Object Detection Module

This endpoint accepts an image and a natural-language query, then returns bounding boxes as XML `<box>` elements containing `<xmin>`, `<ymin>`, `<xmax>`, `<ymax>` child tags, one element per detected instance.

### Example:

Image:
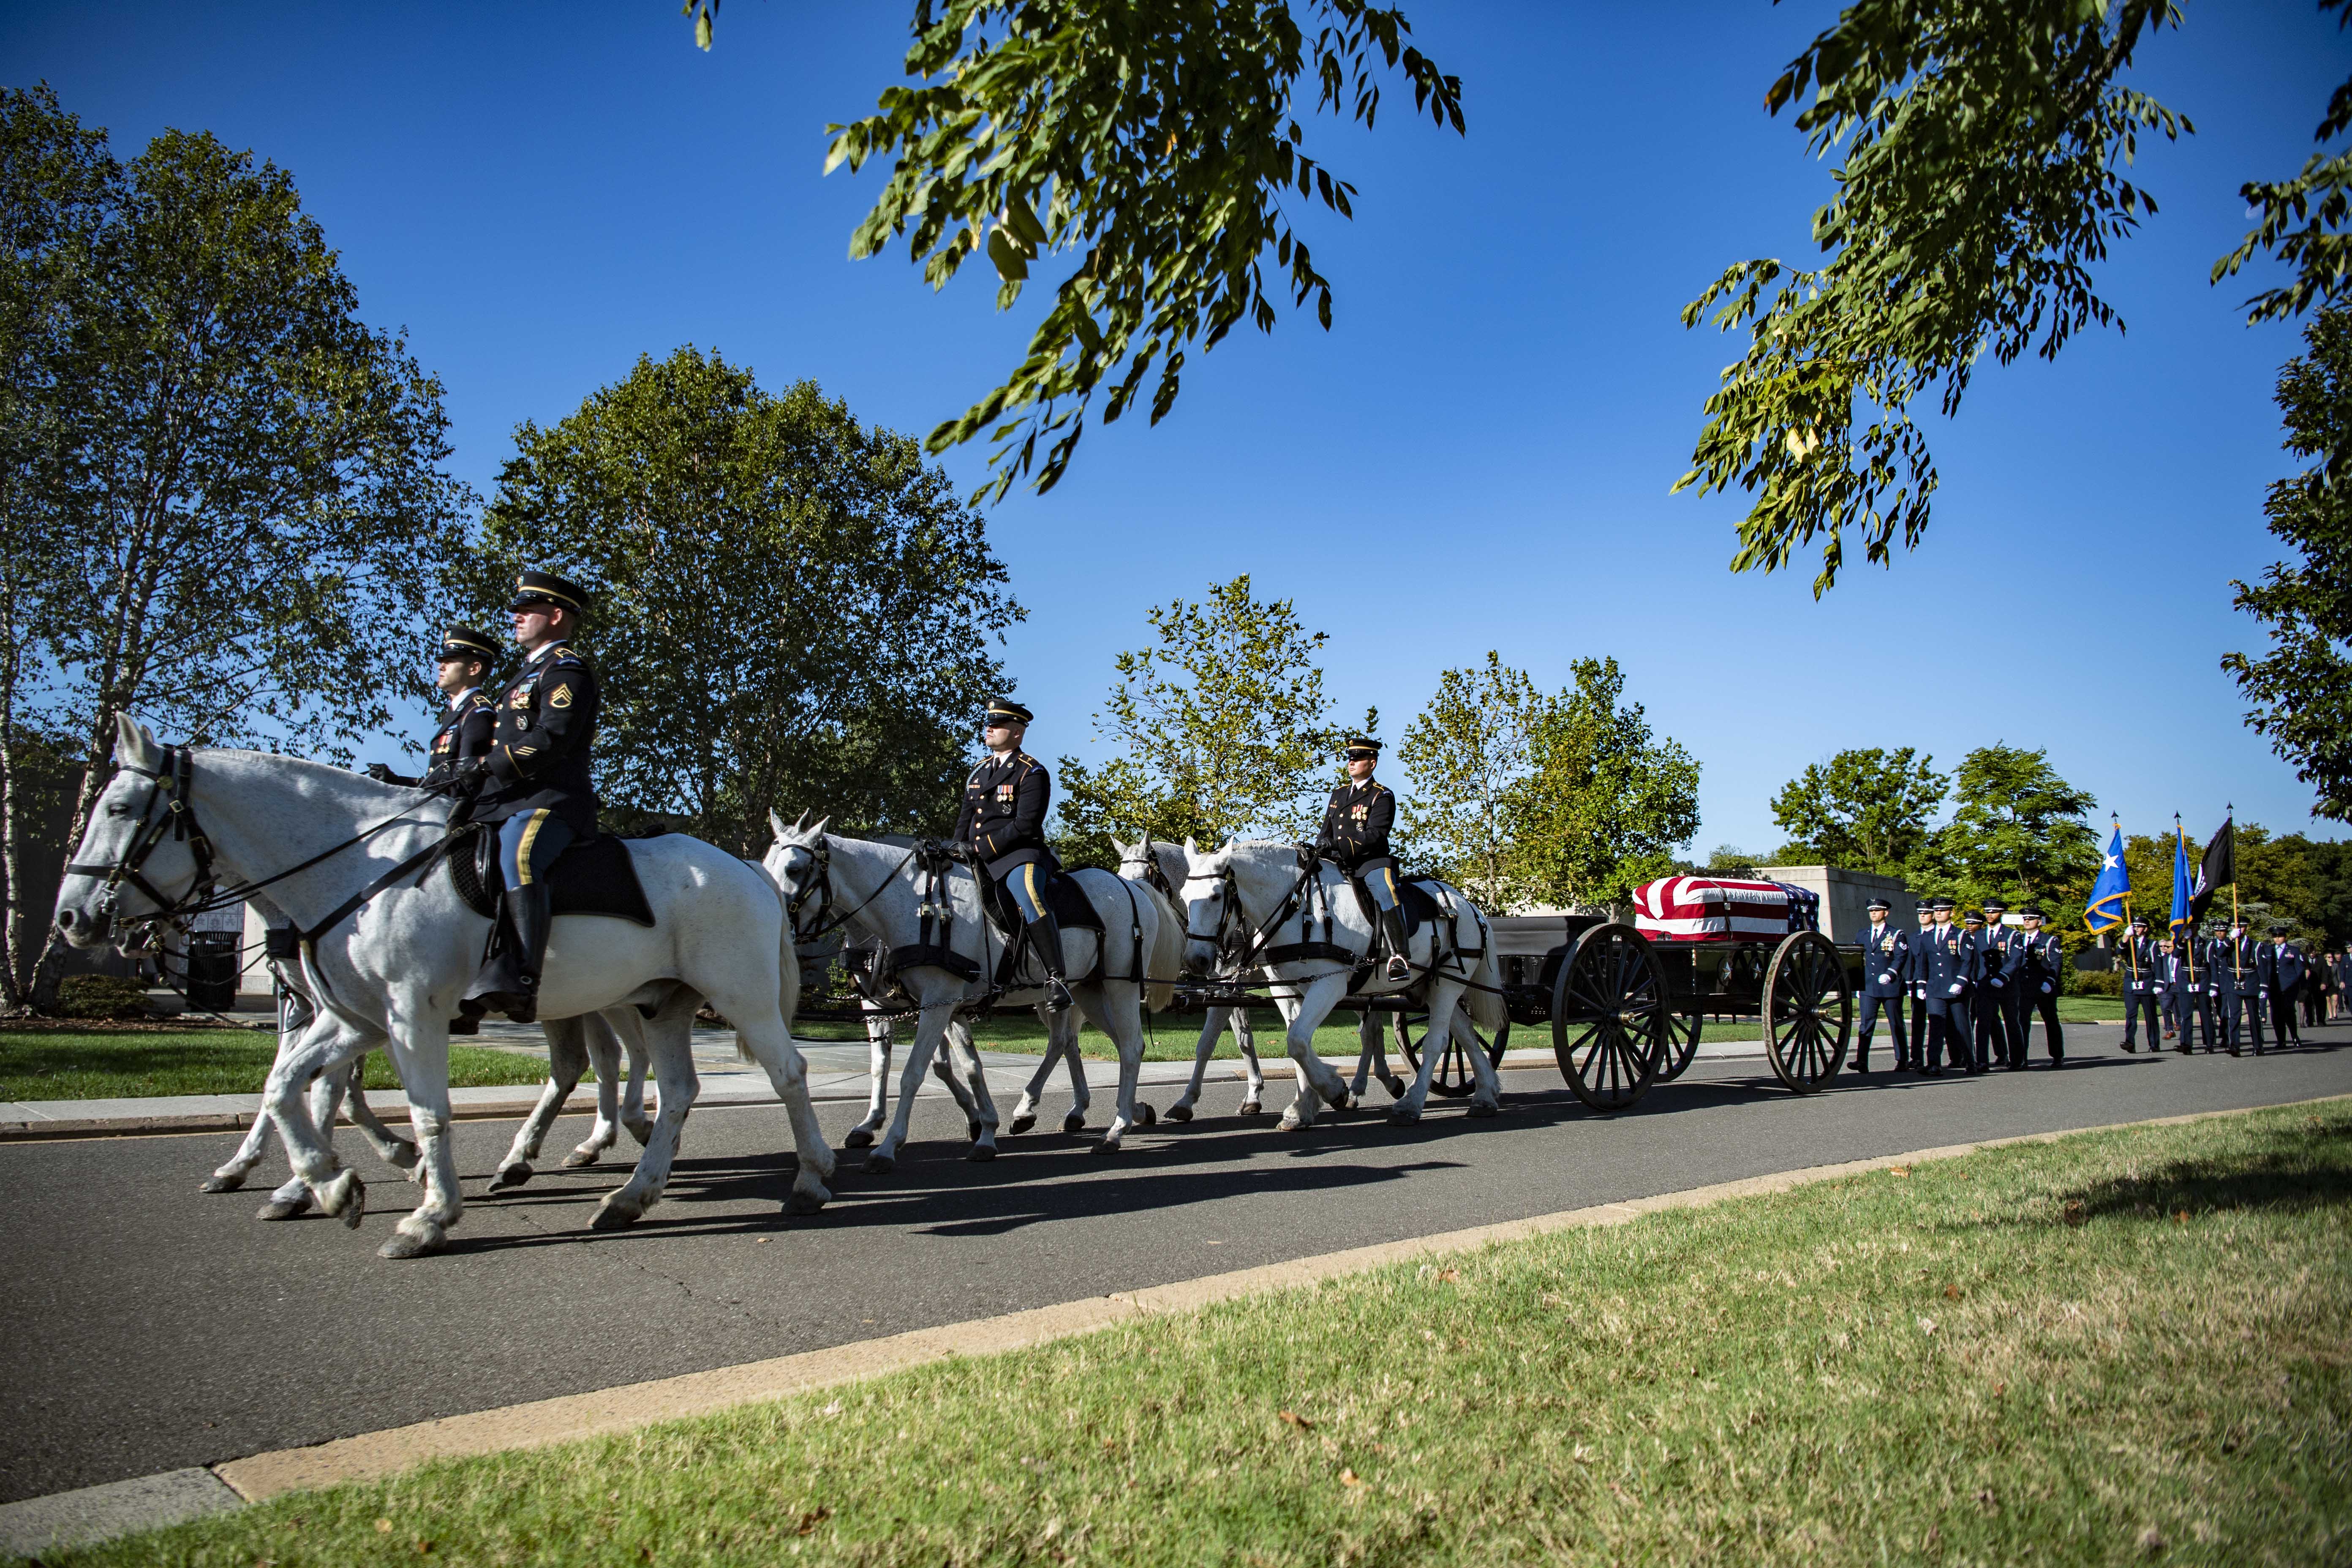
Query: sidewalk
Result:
<box><xmin>0</xmin><ymin>1013</ymin><xmax>1770</xmax><ymax>1139</ymax></box>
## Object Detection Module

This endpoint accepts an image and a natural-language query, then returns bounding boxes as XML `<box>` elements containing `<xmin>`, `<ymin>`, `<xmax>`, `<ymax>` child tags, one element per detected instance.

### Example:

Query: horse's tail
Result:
<box><xmin>1464</xmin><ymin>912</ymin><xmax>1507</xmax><ymax>1037</ymax></box>
<box><xmin>737</xmin><ymin>862</ymin><xmax>800</xmax><ymax>1065</ymax></box>
<box><xmin>1146</xmin><ymin>888</ymin><xmax>1184</xmax><ymax>1012</ymax></box>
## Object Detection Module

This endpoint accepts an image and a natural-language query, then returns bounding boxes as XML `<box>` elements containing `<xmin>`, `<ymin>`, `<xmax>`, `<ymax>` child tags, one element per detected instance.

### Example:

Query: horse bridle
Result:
<box><xmin>64</xmin><ymin>747</ymin><xmax>220</xmax><ymax>934</ymax></box>
<box><xmin>776</xmin><ymin>836</ymin><xmax>920</xmax><ymax>945</ymax></box>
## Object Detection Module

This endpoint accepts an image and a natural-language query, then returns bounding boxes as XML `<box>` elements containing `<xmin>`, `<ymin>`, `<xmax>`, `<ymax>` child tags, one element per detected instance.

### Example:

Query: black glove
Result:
<box><xmin>1296</xmin><ymin>841</ymin><xmax>1320</xmax><ymax>868</ymax></box>
<box><xmin>451</xmin><ymin>758</ymin><xmax>489</xmax><ymax>795</ymax></box>
<box><xmin>364</xmin><ymin>762</ymin><xmax>395</xmax><ymax>783</ymax></box>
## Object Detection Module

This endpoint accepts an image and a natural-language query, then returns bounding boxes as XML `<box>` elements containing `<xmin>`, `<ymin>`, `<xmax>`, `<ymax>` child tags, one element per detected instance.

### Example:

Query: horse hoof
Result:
<box><xmin>487</xmin><ymin>1162</ymin><xmax>533</xmax><ymax>1194</ymax></box>
<box><xmin>1383</xmin><ymin>1075</ymin><xmax>1408</xmax><ymax>1099</ymax></box>
<box><xmin>1238</xmin><ymin>1100</ymin><xmax>1264</xmax><ymax>1118</ymax></box>
<box><xmin>384</xmin><ymin>1140</ymin><xmax>422</xmax><ymax>1172</ymax></box>
<box><xmin>965</xmin><ymin>1143</ymin><xmax>997</xmax><ymax>1163</ymax></box>
<box><xmin>785</xmin><ymin>1183</ymin><xmax>830</xmax><ymax>1215</ymax></box>
<box><xmin>561</xmin><ymin>1146</ymin><xmax>602</xmax><ymax>1169</ymax></box>
<box><xmin>254</xmin><ymin>1197</ymin><xmax>310</xmax><ymax>1222</ymax></box>
<box><xmin>378</xmin><ymin>1227</ymin><xmax>445</xmax><ymax>1260</ymax></box>
<box><xmin>1386</xmin><ymin>1106</ymin><xmax>1422</xmax><ymax>1125</ymax></box>
<box><xmin>624</xmin><ymin>1119</ymin><xmax>654</xmax><ymax>1148</ymax></box>
<box><xmin>1278</xmin><ymin>1113</ymin><xmax>1306</xmax><ymax>1132</ymax></box>
<box><xmin>1062</xmin><ymin>1112</ymin><xmax>1087</xmax><ymax>1135</ymax></box>
<box><xmin>862</xmin><ymin>1152</ymin><xmax>896</xmax><ymax>1175</ymax></box>
<box><xmin>1466</xmin><ymin>1100</ymin><xmax>1500</xmax><ymax>1119</ymax></box>
<box><xmin>1092</xmin><ymin>1138</ymin><xmax>1122</xmax><ymax>1156</ymax></box>
<box><xmin>201</xmin><ymin>1172</ymin><xmax>245</xmax><ymax>1194</ymax></box>
<box><xmin>1137</xmin><ymin>1103</ymin><xmax>1157</xmax><ymax>1127</ymax></box>
<box><xmin>1341</xmin><ymin>1091</ymin><xmax>1361</xmax><ymax>1111</ymax></box>
<box><xmin>320</xmin><ymin>1170</ymin><xmax>365</xmax><ymax>1227</ymax></box>
<box><xmin>967</xmin><ymin>1119</ymin><xmax>985</xmax><ymax>1143</ymax></box>
<box><xmin>1166</xmin><ymin>1104</ymin><xmax>1194</xmax><ymax>1124</ymax></box>
<box><xmin>1007</xmin><ymin>1113</ymin><xmax>1036</xmax><ymax>1136</ymax></box>
<box><xmin>589</xmin><ymin>1196</ymin><xmax>643</xmax><ymax>1230</ymax></box>
<box><xmin>843</xmin><ymin>1127</ymin><xmax>876</xmax><ymax>1149</ymax></box>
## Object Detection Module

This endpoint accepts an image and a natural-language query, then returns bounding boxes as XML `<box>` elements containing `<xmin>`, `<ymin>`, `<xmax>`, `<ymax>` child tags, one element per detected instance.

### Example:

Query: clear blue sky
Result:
<box><xmin>8</xmin><ymin>1</ymin><xmax>2347</xmax><ymax>855</ymax></box>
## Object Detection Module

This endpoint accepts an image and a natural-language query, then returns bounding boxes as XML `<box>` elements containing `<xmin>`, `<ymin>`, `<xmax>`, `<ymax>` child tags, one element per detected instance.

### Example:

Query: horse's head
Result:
<box><xmin>1178</xmin><ymin>836</ymin><xmax>1236</xmax><ymax>974</ymax></box>
<box><xmin>54</xmin><ymin>714</ymin><xmax>202</xmax><ymax>947</ymax></box>
<box><xmin>762</xmin><ymin>810</ymin><xmax>832</xmax><ymax>938</ymax></box>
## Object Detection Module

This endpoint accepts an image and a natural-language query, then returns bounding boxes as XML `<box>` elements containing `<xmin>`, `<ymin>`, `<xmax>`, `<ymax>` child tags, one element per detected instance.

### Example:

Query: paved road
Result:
<box><xmin>3</xmin><ymin>1023</ymin><xmax>2347</xmax><ymax>1503</ymax></box>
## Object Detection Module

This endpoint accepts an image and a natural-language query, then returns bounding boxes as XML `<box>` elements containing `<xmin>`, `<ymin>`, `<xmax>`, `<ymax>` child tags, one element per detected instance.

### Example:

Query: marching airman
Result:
<box><xmin>2119</xmin><ymin>916</ymin><xmax>2164</xmax><ymax>1053</ymax></box>
<box><xmin>2013</xmin><ymin>906</ymin><xmax>2065</xmax><ymax>1066</ymax></box>
<box><xmin>1973</xmin><ymin>898</ymin><xmax>2021</xmax><ymax>1069</ymax></box>
<box><xmin>1854</xmin><ymin>894</ymin><xmax>1908</xmax><ymax>1074</ymax></box>
<box><xmin>1916</xmin><ymin>897</ymin><xmax>1979</xmax><ymax>1075</ymax></box>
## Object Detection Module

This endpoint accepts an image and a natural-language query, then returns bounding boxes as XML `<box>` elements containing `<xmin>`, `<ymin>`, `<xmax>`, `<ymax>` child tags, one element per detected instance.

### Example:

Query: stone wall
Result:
<box><xmin>1757</xmin><ymin>864</ymin><xmax>1919</xmax><ymax>945</ymax></box>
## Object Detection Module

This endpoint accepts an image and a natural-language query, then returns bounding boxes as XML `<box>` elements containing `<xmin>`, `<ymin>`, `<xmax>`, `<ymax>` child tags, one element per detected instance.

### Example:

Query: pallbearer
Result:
<box><xmin>1853</xmin><ymin>895</ymin><xmax>1909</xmax><ymax>1074</ymax></box>
<box><xmin>2013</xmin><ymin>906</ymin><xmax>2065</xmax><ymax>1066</ymax></box>
<box><xmin>1907</xmin><ymin>900</ymin><xmax>1934</xmax><ymax>1068</ymax></box>
<box><xmin>1916</xmin><ymin>897</ymin><xmax>1979</xmax><ymax>1075</ymax></box>
<box><xmin>2119</xmin><ymin>916</ymin><xmax>2164</xmax><ymax>1054</ymax></box>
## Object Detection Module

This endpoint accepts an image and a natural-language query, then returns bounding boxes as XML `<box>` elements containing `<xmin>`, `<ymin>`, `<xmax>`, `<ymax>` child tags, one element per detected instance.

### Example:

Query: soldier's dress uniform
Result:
<box><xmin>951</xmin><ymin>698</ymin><xmax>1071</xmax><ymax>1008</ymax></box>
<box><xmin>1315</xmin><ymin>737</ymin><xmax>1410</xmax><ymax>983</ymax></box>
<box><xmin>2268</xmin><ymin>928</ymin><xmax>2306</xmax><ymax>1049</ymax></box>
<box><xmin>2213</xmin><ymin>928</ymin><xmax>2258</xmax><ymax>1054</ymax></box>
<box><xmin>2162</xmin><ymin>938</ymin><xmax>2212</xmax><ymax>1054</ymax></box>
<box><xmin>1907</xmin><ymin>905</ymin><xmax>1934</xmax><ymax>1067</ymax></box>
<box><xmin>370</xmin><ymin>627</ymin><xmax>500</xmax><ymax>788</ymax></box>
<box><xmin>1854</xmin><ymin>898</ymin><xmax>1910</xmax><ymax>1073</ymax></box>
<box><xmin>2119</xmin><ymin>923</ymin><xmax>2164</xmax><ymax>1052</ymax></box>
<box><xmin>457</xmin><ymin>572</ymin><xmax>601</xmax><ymax>1026</ymax></box>
<box><xmin>1916</xmin><ymin>902</ymin><xmax>1980</xmax><ymax>1074</ymax></box>
<box><xmin>1968</xmin><ymin>904</ymin><xmax>2004</xmax><ymax>1067</ymax></box>
<box><xmin>2013</xmin><ymin>912</ymin><xmax>2066</xmax><ymax>1065</ymax></box>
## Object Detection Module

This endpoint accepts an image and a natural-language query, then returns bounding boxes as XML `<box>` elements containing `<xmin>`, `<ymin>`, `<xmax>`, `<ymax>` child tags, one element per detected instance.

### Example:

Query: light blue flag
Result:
<box><xmin>2170</xmin><ymin>825</ymin><xmax>2193</xmax><ymax>932</ymax></box>
<box><xmin>2085</xmin><ymin>823</ymin><xmax>2130</xmax><ymax>933</ymax></box>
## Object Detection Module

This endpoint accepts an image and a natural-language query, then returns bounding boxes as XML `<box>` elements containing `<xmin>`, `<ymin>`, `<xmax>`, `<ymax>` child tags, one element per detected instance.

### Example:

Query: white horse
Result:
<box><xmin>1177</xmin><ymin>838</ymin><xmax>1506</xmax><ymax>1127</ymax></box>
<box><xmin>764</xmin><ymin>818</ymin><xmax>1181</xmax><ymax>1168</ymax></box>
<box><xmin>55</xmin><ymin>718</ymin><xmax>833</xmax><ymax>1258</ymax></box>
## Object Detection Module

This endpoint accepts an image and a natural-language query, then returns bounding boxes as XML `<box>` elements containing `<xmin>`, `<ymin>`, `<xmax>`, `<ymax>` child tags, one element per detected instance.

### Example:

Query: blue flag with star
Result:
<box><xmin>2170</xmin><ymin>826</ymin><xmax>2193</xmax><ymax>931</ymax></box>
<box><xmin>2085</xmin><ymin>823</ymin><xmax>2130</xmax><ymax>933</ymax></box>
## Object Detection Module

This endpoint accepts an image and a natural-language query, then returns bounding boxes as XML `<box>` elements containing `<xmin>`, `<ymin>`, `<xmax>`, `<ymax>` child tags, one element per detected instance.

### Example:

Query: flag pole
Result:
<box><xmin>2229</xmin><ymin>802</ymin><xmax>2241</xmax><ymax>981</ymax></box>
<box><xmin>2180</xmin><ymin>814</ymin><xmax>2197</xmax><ymax>985</ymax></box>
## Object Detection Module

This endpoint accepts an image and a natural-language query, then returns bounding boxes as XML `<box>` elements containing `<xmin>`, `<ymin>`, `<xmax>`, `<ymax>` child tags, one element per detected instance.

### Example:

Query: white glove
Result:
<box><xmin>1878</xmin><ymin>972</ymin><xmax>1895</xmax><ymax>985</ymax></box>
<box><xmin>2041</xmin><ymin>981</ymin><xmax>2053</xmax><ymax>994</ymax></box>
<box><xmin>1948</xmin><ymin>983</ymin><xmax>1963</xmax><ymax>997</ymax></box>
<box><xmin>1990</xmin><ymin>977</ymin><xmax>2005</xmax><ymax>988</ymax></box>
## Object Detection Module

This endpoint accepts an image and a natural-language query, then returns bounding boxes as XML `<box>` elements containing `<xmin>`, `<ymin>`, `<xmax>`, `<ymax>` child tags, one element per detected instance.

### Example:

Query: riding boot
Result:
<box><xmin>1380</xmin><ymin>906</ymin><xmax>1412</xmax><ymax>984</ymax></box>
<box><xmin>1030</xmin><ymin>909</ymin><xmax>1073</xmax><ymax>1012</ymax></box>
<box><xmin>461</xmin><ymin>884</ymin><xmax>553</xmax><ymax>1024</ymax></box>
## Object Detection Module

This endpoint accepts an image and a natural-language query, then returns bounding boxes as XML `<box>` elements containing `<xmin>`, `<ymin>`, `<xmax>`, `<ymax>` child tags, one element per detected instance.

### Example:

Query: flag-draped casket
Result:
<box><xmin>1631</xmin><ymin>876</ymin><xmax>1821</xmax><ymax>943</ymax></box>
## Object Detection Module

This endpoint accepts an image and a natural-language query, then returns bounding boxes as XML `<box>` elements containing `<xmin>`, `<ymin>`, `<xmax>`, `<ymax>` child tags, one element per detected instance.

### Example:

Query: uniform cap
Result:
<box><xmin>2018</xmin><ymin>905</ymin><xmax>2045</xmax><ymax>919</ymax></box>
<box><xmin>2268</xmin><ymin>923</ymin><xmax>2292</xmax><ymax>936</ymax></box>
<box><xmin>1341</xmin><ymin>735</ymin><xmax>1381</xmax><ymax>758</ymax></box>
<box><xmin>1982</xmin><ymin>897</ymin><xmax>2007</xmax><ymax>913</ymax></box>
<box><xmin>507</xmin><ymin>570</ymin><xmax>589</xmax><ymax>615</ymax></box>
<box><xmin>1865</xmin><ymin>896</ymin><xmax>1890</xmax><ymax>911</ymax></box>
<box><xmin>437</xmin><ymin>626</ymin><xmax>499</xmax><ymax>663</ymax></box>
<box><xmin>983</xmin><ymin>697</ymin><xmax>1033</xmax><ymax>727</ymax></box>
<box><xmin>2129</xmin><ymin>916</ymin><xmax>2149</xmax><ymax>928</ymax></box>
<box><xmin>1962</xmin><ymin>909</ymin><xmax>1986</xmax><ymax>925</ymax></box>
<box><xmin>1929</xmin><ymin>896</ymin><xmax>1955</xmax><ymax>912</ymax></box>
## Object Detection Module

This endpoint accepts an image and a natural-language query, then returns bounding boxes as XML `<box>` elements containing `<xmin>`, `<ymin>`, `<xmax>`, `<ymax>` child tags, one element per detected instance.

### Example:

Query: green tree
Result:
<box><xmin>1396</xmin><ymin>652</ymin><xmax>1536</xmax><ymax>909</ymax></box>
<box><xmin>1503</xmin><ymin>657</ymin><xmax>1701</xmax><ymax>911</ymax></box>
<box><xmin>1676</xmin><ymin>1</ymin><xmax>2190</xmax><ymax>593</ymax></box>
<box><xmin>475</xmin><ymin>347</ymin><xmax>1017</xmax><ymax>855</ymax></box>
<box><xmin>11</xmin><ymin>112</ymin><xmax>468</xmax><ymax>1007</ymax></box>
<box><xmin>2222</xmin><ymin>307</ymin><xmax>2352</xmax><ymax>820</ymax></box>
<box><xmin>0</xmin><ymin>85</ymin><xmax>113</xmax><ymax>1008</ymax></box>
<box><xmin>817</xmin><ymin>1</ymin><xmax>1462</xmax><ymax>502</ymax></box>
<box><xmin>1768</xmin><ymin>747</ymin><xmax>1949</xmax><ymax>874</ymax></box>
<box><xmin>1053</xmin><ymin>574</ymin><xmax>1331</xmax><ymax>866</ymax></box>
<box><xmin>1913</xmin><ymin>744</ymin><xmax>2099</xmax><ymax>912</ymax></box>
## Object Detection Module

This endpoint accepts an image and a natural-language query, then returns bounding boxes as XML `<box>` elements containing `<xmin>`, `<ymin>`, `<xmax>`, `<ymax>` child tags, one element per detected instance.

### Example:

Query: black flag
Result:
<box><xmin>2190</xmin><ymin>817</ymin><xmax>2234</xmax><ymax>921</ymax></box>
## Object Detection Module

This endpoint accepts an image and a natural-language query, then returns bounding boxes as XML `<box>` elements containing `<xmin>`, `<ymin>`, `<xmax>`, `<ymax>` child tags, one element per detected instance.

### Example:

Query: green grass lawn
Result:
<box><xmin>63</xmin><ymin>1100</ymin><xmax>2352</xmax><ymax>1567</ymax></box>
<box><xmin>0</xmin><ymin>1028</ymin><xmax>554</xmax><ymax>1101</ymax></box>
